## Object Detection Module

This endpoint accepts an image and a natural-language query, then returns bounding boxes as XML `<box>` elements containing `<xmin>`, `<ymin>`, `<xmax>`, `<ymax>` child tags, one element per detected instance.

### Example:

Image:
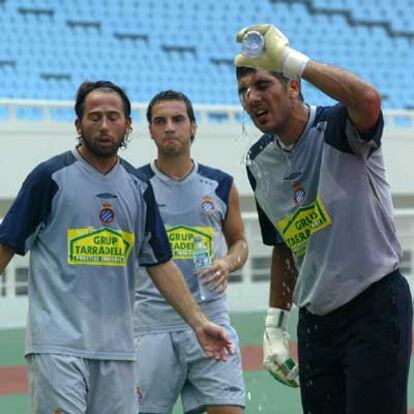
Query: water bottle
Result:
<box><xmin>241</xmin><ymin>30</ymin><xmax>265</xmax><ymax>58</ymax></box>
<box><xmin>193</xmin><ymin>236</ymin><xmax>211</xmax><ymax>300</ymax></box>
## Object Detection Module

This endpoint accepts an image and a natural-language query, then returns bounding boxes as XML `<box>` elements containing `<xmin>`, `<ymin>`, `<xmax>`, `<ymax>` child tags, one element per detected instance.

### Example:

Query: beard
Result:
<box><xmin>80</xmin><ymin>134</ymin><xmax>124</xmax><ymax>158</ymax></box>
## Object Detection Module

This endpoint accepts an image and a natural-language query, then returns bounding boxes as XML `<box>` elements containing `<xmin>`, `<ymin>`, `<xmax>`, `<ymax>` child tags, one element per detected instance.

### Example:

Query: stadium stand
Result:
<box><xmin>0</xmin><ymin>0</ymin><xmax>413</xmax><ymax>112</ymax></box>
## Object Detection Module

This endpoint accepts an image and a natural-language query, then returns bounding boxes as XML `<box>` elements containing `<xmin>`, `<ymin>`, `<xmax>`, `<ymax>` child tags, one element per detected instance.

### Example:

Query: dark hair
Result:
<box><xmin>236</xmin><ymin>66</ymin><xmax>304</xmax><ymax>102</ymax></box>
<box><xmin>75</xmin><ymin>80</ymin><xmax>131</xmax><ymax>120</ymax></box>
<box><xmin>146</xmin><ymin>90</ymin><xmax>196</xmax><ymax>124</ymax></box>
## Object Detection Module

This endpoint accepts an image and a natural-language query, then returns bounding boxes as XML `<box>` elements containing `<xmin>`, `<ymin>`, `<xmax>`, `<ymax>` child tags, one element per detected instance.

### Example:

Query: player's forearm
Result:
<box><xmin>269</xmin><ymin>245</ymin><xmax>297</xmax><ymax>310</ymax></box>
<box><xmin>0</xmin><ymin>243</ymin><xmax>15</xmax><ymax>274</ymax></box>
<box><xmin>222</xmin><ymin>239</ymin><xmax>248</xmax><ymax>273</ymax></box>
<box><xmin>302</xmin><ymin>61</ymin><xmax>381</xmax><ymax>131</ymax></box>
<box><xmin>147</xmin><ymin>260</ymin><xmax>208</xmax><ymax>329</ymax></box>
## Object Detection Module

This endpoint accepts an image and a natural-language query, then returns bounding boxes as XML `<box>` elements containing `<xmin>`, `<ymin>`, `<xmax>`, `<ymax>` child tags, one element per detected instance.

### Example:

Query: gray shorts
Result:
<box><xmin>27</xmin><ymin>353</ymin><xmax>138</xmax><ymax>414</ymax></box>
<box><xmin>135</xmin><ymin>324</ymin><xmax>245</xmax><ymax>413</ymax></box>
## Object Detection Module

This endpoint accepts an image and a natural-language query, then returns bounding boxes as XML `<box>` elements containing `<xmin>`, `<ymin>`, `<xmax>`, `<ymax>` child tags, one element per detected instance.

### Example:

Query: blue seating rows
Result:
<box><xmin>0</xmin><ymin>0</ymin><xmax>413</xmax><ymax>111</ymax></box>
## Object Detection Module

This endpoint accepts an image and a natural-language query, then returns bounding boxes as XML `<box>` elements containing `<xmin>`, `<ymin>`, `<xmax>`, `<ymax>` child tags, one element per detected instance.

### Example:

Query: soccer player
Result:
<box><xmin>134</xmin><ymin>90</ymin><xmax>248</xmax><ymax>414</ymax></box>
<box><xmin>234</xmin><ymin>24</ymin><xmax>413</xmax><ymax>413</ymax></box>
<box><xmin>0</xmin><ymin>81</ymin><xmax>232</xmax><ymax>414</ymax></box>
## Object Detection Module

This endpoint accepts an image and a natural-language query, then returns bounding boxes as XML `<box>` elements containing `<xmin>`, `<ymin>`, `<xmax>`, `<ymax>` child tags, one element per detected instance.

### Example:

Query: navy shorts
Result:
<box><xmin>298</xmin><ymin>270</ymin><xmax>413</xmax><ymax>414</ymax></box>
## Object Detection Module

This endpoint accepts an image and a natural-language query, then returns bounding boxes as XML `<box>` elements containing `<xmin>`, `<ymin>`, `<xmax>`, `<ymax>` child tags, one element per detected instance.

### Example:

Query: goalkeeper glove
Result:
<box><xmin>235</xmin><ymin>24</ymin><xmax>310</xmax><ymax>80</ymax></box>
<box><xmin>263</xmin><ymin>307</ymin><xmax>299</xmax><ymax>387</ymax></box>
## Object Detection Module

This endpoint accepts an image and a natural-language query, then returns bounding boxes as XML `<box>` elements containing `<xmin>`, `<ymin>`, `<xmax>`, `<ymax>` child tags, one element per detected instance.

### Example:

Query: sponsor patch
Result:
<box><xmin>68</xmin><ymin>227</ymin><xmax>135</xmax><ymax>266</ymax></box>
<box><xmin>166</xmin><ymin>225</ymin><xmax>214</xmax><ymax>260</ymax></box>
<box><xmin>276</xmin><ymin>194</ymin><xmax>332</xmax><ymax>258</ymax></box>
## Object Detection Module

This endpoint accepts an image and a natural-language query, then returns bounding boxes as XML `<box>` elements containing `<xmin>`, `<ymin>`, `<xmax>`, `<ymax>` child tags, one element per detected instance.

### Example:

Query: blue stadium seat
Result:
<box><xmin>0</xmin><ymin>0</ymin><xmax>413</xmax><ymax>108</ymax></box>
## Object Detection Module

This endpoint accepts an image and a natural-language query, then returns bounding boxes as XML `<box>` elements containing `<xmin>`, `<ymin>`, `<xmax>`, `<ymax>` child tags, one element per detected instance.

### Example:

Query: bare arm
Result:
<box><xmin>197</xmin><ymin>184</ymin><xmax>248</xmax><ymax>292</ymax></box>
<box><xmin>221</xmin><ymin>184</ymin><xmax>248</xmax><ymax>271</ymax></box>
<box><xmin>147</xmin><ymin>260</ymin><xmax>207</xmax><ymax>328</ymax></box>
<box><xmin>302</xmin><ymin>61</ymin><xmax>382</xmax><ymax>133</ymax></box>
<box><xmin>235</xmin><ymin>24</ymin><xmax>381</xmax><ymax>133</ymax></box>
<box><xmin>146</xmin><ymin>260</ymin><xmax>233</xmax><ymax>359</ymax></box>
<box><xmin>269</xmin><ymin>244</ymin><xmax>297</xmax><ymax>310</ymax></box>
<box><xmin>0</xmin><ymin>243</ymin><xmax>15</xmax><ymax>274</ymax></box>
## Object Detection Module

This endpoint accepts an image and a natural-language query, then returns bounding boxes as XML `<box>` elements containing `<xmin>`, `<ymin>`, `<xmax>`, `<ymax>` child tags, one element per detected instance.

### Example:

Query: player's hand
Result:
<box><xmin>195</xmin><ymin>258</ymin><xmax>230</xmax><ymax>293</ymax></box>
<box><xmin>195</xmin><ymin>320</ymin><xmax>234</xmax><ymax>361</ymax></box>
<box><xmin>235</xmin><ymin>24</ymin><xmax>309</xmax><ymax>79</ymax></box>
<box><xmin>263</xmin><ymin>307</ymin><xmax>299</xmax><ymax>387</ymax></box>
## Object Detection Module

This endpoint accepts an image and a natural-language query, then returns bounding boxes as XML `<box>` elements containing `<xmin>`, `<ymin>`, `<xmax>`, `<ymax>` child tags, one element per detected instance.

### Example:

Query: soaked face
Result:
<box><xmin>149</xmin><ymin>100</ymin><xmax>197</xmax><ymax>157</ymax></box>
<box><xmin>238</xmin><ymin>70</ymin><xmax>294</xmax><ymax>135</ymax></box>
<box><xmin>75</xmin><ymin>91</ymin><xmax>131</xmax><ymax>159</ymax></box>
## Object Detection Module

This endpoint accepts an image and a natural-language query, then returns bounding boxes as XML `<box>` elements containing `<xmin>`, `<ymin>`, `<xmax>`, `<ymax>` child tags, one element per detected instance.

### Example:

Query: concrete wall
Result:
<box><xmin>1</xmin><ymin>110</ymin><xmax>414</xmax><ymax>212</ymax></box>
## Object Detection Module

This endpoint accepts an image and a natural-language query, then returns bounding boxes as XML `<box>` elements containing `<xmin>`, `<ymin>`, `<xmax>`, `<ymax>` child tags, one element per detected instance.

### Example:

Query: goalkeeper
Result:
<box><xmin>234</xmin><ymin>24</ymin><xmax>412</xmax><ymax>413</ymax></box>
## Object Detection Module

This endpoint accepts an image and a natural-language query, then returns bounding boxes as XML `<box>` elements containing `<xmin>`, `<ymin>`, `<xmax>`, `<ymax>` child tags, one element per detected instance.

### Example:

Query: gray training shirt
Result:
<box><xmin>134</xmin><ymin>161</ymin><xmax>232</xmax><ymax>334</ymax></box>
<box><xmin>0</xmin><ymin>148</ymin><xmax>171</xmax><ymax>360</ymax></box>
<box><xmin>247</xmin><ymin>104</ymin><xmax>402</xmax><ymax>315</ymax></box>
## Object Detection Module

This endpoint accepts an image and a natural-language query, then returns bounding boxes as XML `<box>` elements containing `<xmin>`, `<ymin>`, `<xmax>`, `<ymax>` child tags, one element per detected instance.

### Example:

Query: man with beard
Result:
<box><xmin>134</xmin><ymin>90</ymin><xmax>248</xmax><ymax>414</ymax></box>
<box><xmin>234</xmin><ymin>24</ymin><xmax>412</xmax><ymax>413</ymax></box>
<box><xmin>0</xmin><ymin>81</ymin><xmax>233</xmax><ymax>414</ymax></box>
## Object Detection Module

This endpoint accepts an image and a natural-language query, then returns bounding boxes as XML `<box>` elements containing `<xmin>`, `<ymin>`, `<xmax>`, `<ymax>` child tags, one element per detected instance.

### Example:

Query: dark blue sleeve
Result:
<box><xmin>320</xmin><ymin>104</ymin><xmax>384</xmax><ymax>154</ymax></box>
<box><xmin>198</xmin><ymin>164</ymin><xmax>233</xmax><ymax>207</ymax></box>
<box><xmin>0</xmin><ymin>162</ymin><xmax>59</xmax><ymax>255</ymax></box>
<box><xmin>141</xmin><ymin>178</ymin><xmax>172</xmax><ymax>267</ymax></box>
<box><xmin>256</xmin><ymin>200</ymin><xmax>284</xmax><ymax>246</ymax></box>
<box><xmin>135</xmin><ymin>163</ymin><xmax>155</xmax><ymax>180</ymax></box>
<box><xmin>246</xmin><ymin>164</ymin><xmax>284</xmax><ymax>246</ymax></box>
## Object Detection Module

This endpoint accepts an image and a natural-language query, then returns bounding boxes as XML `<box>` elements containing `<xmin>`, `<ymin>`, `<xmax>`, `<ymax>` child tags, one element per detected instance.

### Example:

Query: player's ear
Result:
<box><xmin>190</xmin><ymin>121</ymin><xmax>197</xmax><ymax>138</ymax></box>
<box><xmin>287</xmin><ymin>79</ymin><xmax>300</xmax><ymax>99</ymax></box>
<box><xmin>75</xmin><ymin>119</ymin><xmax>82</xmax><ymax>136</ymax></box>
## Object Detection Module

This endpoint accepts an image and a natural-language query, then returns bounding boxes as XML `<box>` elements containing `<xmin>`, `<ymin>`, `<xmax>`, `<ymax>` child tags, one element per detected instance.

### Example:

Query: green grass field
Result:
<box><xmin>0</xmin><ymin>311</ymin><xmax>412</xmax><ymax>413</ymax></box>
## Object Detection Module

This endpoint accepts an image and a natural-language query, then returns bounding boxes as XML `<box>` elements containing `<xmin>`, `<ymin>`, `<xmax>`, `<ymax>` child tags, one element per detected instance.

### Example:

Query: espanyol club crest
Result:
<box><xmin>99</xmin><ymin>202</ymin><xmax>115</xmax><ymax>225</ymax></box>
<box><xmin>292</xmin><ymin>182</ymin><xmax>306</xmax><ymax>206</ymax></box>
<box><xmin>200</xmin><ymin>196</ymin><xmax>216</xmax><ymax>216</ymax></box>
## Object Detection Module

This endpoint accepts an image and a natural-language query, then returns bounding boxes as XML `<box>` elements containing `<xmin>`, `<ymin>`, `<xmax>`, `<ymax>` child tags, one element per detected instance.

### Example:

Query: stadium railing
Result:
<box><xmin>1</xmin><ymin>98</ymin><xmax>414</xmax><ymax>127</ymax></box>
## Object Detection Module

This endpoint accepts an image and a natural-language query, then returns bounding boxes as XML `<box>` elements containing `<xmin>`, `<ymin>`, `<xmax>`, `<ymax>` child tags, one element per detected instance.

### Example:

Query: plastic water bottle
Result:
<box><xmin>241</xmin><ymin>30</ymin><xmax>265</xmax><ymax>58</ymax></box>
<box><xmin>193</xmin><ymin>236</ymin><xmax>211</xmax><ymax>300</ymax></box>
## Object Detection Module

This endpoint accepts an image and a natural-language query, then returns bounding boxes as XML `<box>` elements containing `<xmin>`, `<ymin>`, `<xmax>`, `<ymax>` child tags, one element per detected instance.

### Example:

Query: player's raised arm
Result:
<box><xmin>235</xmin><ymin>23</ymin><xmax>381</xmax><ymax>133</ymax></box>
<box><xmin>302</xmin><ymin>61</ymin><xmax>381</xmax><ymax>133</ymax></box>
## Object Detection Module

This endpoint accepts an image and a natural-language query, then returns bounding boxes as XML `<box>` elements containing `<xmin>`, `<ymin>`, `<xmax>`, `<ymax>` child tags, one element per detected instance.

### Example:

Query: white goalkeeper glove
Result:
<box><xmin>235</xmin><ymin>24</ymin><xmax>310</xmax><ymax>80</ymax></box>
<box><xmin>263</xmin><ymin>307</ymin><xmax>299</xmax><ymax>387</ymax></box>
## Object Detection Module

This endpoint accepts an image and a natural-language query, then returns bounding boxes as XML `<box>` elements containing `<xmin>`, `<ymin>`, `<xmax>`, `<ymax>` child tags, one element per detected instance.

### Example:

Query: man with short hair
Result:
<box><xmin>134</xmin><ymin>90</ymin><xmax>248</xmax><ymax>414</ymax></box>
<box><xmin>234</xmin><ymin>24</ymin><xmax>412</xmax><ymax>413</ymax></box>
<box><xmin>0</xmin><ymin>81</ymin><xmax>232</xmax><ymax>414</ymax></box>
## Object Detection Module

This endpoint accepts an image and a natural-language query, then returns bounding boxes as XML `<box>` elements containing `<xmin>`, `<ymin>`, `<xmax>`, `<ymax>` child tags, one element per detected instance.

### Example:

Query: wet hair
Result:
<box><xmin>74</xmin><ymin>80</ymin><xmax>131</xmax><ymax>120</ymax></box>
<box><xmin>236</xmin><ymin>66</ymin><xmax>304</xmax><ymax>102</ymax></box>
<box><xmin>146</xmin><ymin>90</ymin><xmax>196</xmax><ymax>124</ymax></box>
